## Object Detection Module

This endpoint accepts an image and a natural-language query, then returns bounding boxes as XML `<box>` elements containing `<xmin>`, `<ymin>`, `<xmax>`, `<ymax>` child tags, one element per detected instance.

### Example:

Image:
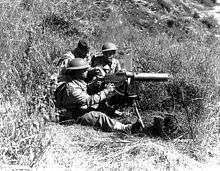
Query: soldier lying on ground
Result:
<box><xmin>54</xmin><ymin>58</ymin><xmax>142</xmax><ymax>133</ymax></box>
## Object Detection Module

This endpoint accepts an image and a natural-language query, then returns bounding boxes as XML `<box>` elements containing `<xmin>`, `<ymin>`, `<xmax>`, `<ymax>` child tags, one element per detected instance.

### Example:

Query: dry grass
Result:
<box><xmin>26</xmin><ymin>124</ymin><xmax>220</xmax><ymax>170</ymax></box>
<box><xmin>0</xmin><ymin>0</ymin><xmax>219</xmax><ymax>170</ymax></box>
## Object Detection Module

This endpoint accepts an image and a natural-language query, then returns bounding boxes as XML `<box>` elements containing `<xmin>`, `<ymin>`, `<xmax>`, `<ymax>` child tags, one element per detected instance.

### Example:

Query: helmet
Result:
<box><xmin>102</xmin><ymin>42</ymin><xmax>117</xmax><ymax>52</ymax></box>
<box><xmin>66</xmin><ymin>58</ymin><xmax>89</xmax><ymax>70</ymax></box>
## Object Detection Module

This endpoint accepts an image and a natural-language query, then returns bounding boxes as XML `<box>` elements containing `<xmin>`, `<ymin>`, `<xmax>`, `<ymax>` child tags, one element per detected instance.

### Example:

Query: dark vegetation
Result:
<box><xmin>196</xmin><ymin>0</ymin><xmax>217</xmax><ymax>7</ymax></box>
<box><xmin>0</xmin><ymin>0</ymin><xmax>219</xmax><ymax>167</ymax></box>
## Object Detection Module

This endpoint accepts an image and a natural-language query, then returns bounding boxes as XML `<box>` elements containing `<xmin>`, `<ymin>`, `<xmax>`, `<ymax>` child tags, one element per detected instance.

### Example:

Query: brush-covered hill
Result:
<box><xmin>0</xmin><ymin>0</ymin><xmax>219</xmax><ymax>170</ymax></box>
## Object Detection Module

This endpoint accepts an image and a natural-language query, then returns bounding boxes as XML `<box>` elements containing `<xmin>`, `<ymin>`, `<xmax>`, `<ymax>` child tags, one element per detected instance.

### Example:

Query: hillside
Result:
<box><xmin>0</xmin><ymin>0</ymin><xmax>219</xmax><ymax>170</ymax></box>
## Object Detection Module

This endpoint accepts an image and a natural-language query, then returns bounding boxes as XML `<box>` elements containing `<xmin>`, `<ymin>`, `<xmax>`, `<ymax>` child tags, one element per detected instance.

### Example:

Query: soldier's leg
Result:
<box><xmin>76</xmin><ymin>111</ymin><xmax>131</xmax><ymax>132</ymax></box>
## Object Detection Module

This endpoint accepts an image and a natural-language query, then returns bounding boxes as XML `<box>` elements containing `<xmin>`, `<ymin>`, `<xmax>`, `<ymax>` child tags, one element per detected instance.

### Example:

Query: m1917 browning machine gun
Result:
<box><xmin>100</xmin><ymin>71</ymin><xmax>171</xmax><ymax>94</ymax></box>
<box><xmin>103</xmin><ymin>71</ymin><xmax>171</xmax><ymax>83</ymax></box>
<box><xmin>92</xmin><ymin>71</ymin><xmax>173</xmax><ymax>129</ymax></box>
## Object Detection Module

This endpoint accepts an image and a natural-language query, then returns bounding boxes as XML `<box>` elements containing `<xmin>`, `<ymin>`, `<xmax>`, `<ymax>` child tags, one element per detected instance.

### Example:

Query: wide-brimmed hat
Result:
<box><xmin>66</xmin><ymin>58</ymin><xmax>90</xmax><ymax>70</ymax></box>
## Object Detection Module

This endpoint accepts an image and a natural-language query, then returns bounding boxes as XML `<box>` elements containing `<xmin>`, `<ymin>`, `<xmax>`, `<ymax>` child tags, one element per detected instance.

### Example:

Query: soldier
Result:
<box><xmin>89</xmin><ymin>42</ymin><xmax>124</xmax><ymax>116</ymax></box>
<box><xmin>91</xmin><ymin>42</ymin><xmax>122</xmax><ymax>75</ymax></box>
<box><xmin>57</xmin><ymin>40</ymin><xmax>91</xmax><ymax>82</ymax></box>
<box><xmin>54</xmin><ymin>58</ymin><xmax>142</xmax><ymax>133</ymax></box>
<box><xmin>70</xmin><ymin>39</ymin><xmax>91</xmax><ymax>63</ymax></box>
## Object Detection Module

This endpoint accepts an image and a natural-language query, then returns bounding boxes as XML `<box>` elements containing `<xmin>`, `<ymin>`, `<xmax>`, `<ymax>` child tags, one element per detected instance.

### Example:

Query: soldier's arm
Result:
<box><xmin>62</xmin><ymin>83</ymin><xmax>113</xmax><ymax>109</ymax></box>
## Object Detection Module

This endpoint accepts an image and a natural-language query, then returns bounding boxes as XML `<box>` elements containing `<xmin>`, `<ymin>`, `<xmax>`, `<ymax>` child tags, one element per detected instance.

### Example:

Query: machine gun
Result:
<box><xmin>94</xmin><ymin>71</ymin><xmax>173</xmax><ymax>129</ymax></box>
<box><xmin>99</xmin><ymin>71</ymin><xmax>172</xmax><ymax>95</ymax></box>
<box><xmin>102</xmin><ymin>71</ymin><xmax>171</xmax><ymax>82</ymax></box>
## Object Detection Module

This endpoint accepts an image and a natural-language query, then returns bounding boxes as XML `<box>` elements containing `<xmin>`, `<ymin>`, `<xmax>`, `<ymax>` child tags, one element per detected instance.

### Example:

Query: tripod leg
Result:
<box><xmin>133</xmin><ymin>100</ymin><xmax>145</xmax><ymax>128</ymax></box>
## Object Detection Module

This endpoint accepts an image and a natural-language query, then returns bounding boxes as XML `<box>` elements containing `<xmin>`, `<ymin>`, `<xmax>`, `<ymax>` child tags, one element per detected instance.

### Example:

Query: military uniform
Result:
<box><xmin>54</xmin><ymin>78</ymin><xmax>131</xmax><ymax>132</ymax></box>
<box><xmin>88</xmin><ymin>43</ymin><xmax>124</xmax><ymax>116</ymax></box>
<box><xmin>91</xmin><ymin>56</ymin><xmax>121</xmax><ymax>74</ymax></box>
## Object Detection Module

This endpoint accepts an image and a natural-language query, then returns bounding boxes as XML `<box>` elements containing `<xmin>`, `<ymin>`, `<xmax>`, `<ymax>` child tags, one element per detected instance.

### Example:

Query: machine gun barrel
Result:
<box><xmin>95</xmin><ymin>71</ymin><xmax>172</xmax><ymax>85</ymax></box>
<box><xmin>125</xmin><ymin>72</ymin><xmax>172</xmax><ymax>82</ymax></box>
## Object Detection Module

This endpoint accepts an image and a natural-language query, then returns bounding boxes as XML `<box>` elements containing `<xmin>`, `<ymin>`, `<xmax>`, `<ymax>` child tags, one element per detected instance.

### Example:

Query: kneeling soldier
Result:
<box><xmin>54</xmin><ymin>58</ymin><xmax>141</xmax><ymax>133</ymax></box>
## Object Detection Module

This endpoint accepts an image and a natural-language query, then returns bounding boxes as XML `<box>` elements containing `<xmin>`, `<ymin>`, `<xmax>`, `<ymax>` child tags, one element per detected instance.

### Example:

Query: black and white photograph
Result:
<box><xmin>0</xmin><ymin>0</ymin><xmax>219</xmax><ymax>170</ymax></box>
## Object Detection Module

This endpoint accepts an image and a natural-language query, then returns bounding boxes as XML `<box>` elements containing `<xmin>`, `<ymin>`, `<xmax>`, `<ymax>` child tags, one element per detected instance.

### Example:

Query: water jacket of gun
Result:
<box><xmin>103</xmin><ymin>71</ymin><xmax>172</xmax><ymax>83</ymax></box>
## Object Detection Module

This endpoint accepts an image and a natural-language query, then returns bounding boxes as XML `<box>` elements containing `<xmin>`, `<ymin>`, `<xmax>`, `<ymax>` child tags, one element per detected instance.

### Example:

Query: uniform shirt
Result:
<box><xmin>91</xmin><ymin>56</ymin><xmax>121</xmax><ymax>74</ymax></box>
<box><xmin>54</xmin><ymin>79</ymin><xmax>111</xmax><ymax>118</ymax></box>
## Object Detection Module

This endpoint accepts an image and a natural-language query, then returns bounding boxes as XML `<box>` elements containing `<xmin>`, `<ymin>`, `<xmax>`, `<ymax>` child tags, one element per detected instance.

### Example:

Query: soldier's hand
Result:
<box><xmin>104</xmin><ymin>83</ymin><xmax>115</xmax><ymax>99</ymax></box>
<box><xmin>105</xmin><ymin>83</ymin><xmax>115</xmax><ymax>92</ymax></box>
<box><xmin>95</xmin><ymin>66</ymin><xmax>106</xmax><ymax>78</ymax></box>
<box><xmin>87</xmin><ymin>67</ymin><xmax>105</xmax><ymax>81</ymax></box>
